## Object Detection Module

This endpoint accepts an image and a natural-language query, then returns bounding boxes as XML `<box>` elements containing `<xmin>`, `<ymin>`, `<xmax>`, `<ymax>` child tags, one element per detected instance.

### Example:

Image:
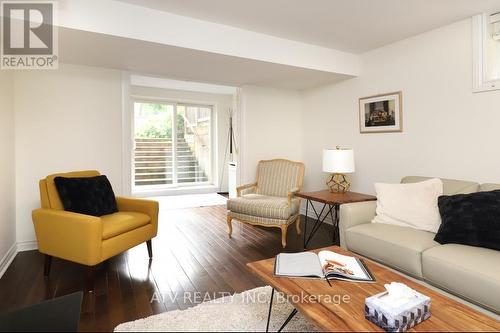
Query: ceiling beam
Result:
<box><xmin>58</xmin><ymin>0</ymin><xmax>359</xmax><ymax>76</ymax></box>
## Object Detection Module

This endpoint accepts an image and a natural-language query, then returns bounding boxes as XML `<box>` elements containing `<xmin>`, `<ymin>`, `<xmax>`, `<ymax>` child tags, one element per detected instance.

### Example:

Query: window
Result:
<box><xmin>133</xmin><ymin>101</ymin><xmax>213</xmax><ymax>190</ymax></box>
<box><xmin>473</xmin><ymin>12</ymin><xmax>500</xmax><ymax>92</ymax></box>
<box><xmin>485</xmin><ymin>12</ymin><xmax>500</xmax><ymax>82</ymax></box>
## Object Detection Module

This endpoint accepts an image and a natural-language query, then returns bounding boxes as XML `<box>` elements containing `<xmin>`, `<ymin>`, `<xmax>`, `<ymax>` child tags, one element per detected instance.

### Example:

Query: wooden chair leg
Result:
<box><xmin>44</xmin><ymin>255</ymin><xmax>52</xmax><ymax>277</ymax></box>
<box><xmin>146</xmin><ymin>240</ymin><xmax>153</xmax><ymax>259</ymax></box>
<box><xmin>227</xmin><ymin>215</ymin><xmax>233</xmax><ymax>238</ymax></box>
<box><xmin>295</xmin><ymin>216</ymin><xmax>301</xmax><ymax>235</ymax></box>
<box><xmin>85</xmin><ymin>266</ymin><xmax>95</xmax><ymax>292</ymax></box>
<box><xmin>280</xmin><ymin>225</ymin><xmax>288</xmax><ymax>248</ymax></box>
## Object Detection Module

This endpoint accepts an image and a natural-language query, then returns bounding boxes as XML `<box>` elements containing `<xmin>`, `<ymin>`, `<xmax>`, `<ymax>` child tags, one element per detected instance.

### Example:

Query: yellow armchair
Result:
<box><xmin>32</xmin><ymin>170</ymin><xmax>159</xmax><ymax>291</ymax></box>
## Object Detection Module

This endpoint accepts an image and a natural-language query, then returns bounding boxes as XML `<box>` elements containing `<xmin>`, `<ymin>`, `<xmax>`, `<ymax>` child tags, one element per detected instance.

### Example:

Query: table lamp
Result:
<box><xmin>323</xmin><ymin>147</ymin><xmax>355</xmax><ymax>193</ymax></box>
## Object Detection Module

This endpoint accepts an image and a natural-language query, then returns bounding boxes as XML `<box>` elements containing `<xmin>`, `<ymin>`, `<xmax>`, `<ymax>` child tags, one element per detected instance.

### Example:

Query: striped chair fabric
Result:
<box><xmin>256</xmin><ymin>159</ymin><xmax>303</xmax><ymax>197</ymax></box>
<box><xmin>227</xmin><ymin>194</ymin><xmax>301</xmax><ymax>221</ymax></box>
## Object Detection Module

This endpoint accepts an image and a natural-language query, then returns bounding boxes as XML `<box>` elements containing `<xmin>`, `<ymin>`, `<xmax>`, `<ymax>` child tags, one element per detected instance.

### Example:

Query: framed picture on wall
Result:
<box><xmin>359</xmin><ymin>91</ymin><xmax>402</xmax><ymax>133</ymax></box>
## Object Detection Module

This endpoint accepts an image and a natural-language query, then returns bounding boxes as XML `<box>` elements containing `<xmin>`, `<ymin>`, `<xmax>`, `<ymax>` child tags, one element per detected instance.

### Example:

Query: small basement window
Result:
<box><xmin>473</xmin><ymin>12</ymin><xmax>500</xmax><ymax>92</ymax></box>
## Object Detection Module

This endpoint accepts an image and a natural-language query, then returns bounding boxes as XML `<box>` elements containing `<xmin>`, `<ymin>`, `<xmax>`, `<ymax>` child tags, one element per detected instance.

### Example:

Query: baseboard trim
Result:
<box><xmin>0</xmin><ymin>243</ymin><xmax>17</xmax><ymax>279</ymax></box>
<box><xmin>16</xmin><ymin>241</ymin><xmax>38</xmax><ymax>252</ymax></box>
<box><xmin>0</xmin><ymin>241</ymin><xmax>39</xmax><ymax>279</ymax></box>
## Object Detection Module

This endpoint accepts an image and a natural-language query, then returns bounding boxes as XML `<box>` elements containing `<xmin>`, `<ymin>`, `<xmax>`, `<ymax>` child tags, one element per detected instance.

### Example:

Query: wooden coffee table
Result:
<box><xmin>247</xmin><ymin>246</ymin><xmax>500</xmax><ymax>332</ymax></box>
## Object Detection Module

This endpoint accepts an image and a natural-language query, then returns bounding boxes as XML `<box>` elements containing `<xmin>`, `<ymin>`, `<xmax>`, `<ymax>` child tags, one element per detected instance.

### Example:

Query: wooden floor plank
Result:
<box><xmin>0</xmin><ymin>205</ymin><xmax>335</xmax><ymax>332</ymax></box>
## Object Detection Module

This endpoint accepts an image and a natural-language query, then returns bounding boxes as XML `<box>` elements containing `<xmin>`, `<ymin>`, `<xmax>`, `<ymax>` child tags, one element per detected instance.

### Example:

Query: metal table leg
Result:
<box><xmin>266</xmin><ymin>288</ymin><xmax>299</xmax><ymax>333</ymax></box>
<box><xmin>304</xmin><ymin>201</ymin><xmax>335</xmax><ymax>248</ymax></box>
<box><xmin>332</xmin><ymin>204</ymin><xmax>340</xmax><ymax>243</ymax></box>
<box><xmin>266</xmin><ymin>288</ymin><xmax>275</xmax><ymax>332</ymax></box>
<box><xmin>303</xmin><ymin>199</ymin><xmax>309</xmax><ymax>247</ymax></box>
<box><xmin>277</xmin><ymin>308</ymin><xmax>298</xmax><ymax>332</ymax></box>
<box><xmin>304</xmin><ymin>201</ymin><xmax>326</xmax><ymax>247</ymax></box>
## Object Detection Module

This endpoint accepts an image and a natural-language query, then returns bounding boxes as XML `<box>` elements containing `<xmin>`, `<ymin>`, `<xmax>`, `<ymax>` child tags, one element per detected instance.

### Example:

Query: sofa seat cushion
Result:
<box><xmin>227</xmin><ymin>194</ymin><xmax>300</xmax><ymax>220</ymax></box>
<box><xmin>101</xmin><ymin>212</ymin><xmax>150</xmax><ymax>240</ymax></box>
<box><xmin>345</xmin><ymin>223</ymin><xmax>439</xmax><ymax>278</ymax></box>
<box><xmin>422</xmin><ymin>244</ymin><xmax>500</xmax><ymax>312</ymax></box>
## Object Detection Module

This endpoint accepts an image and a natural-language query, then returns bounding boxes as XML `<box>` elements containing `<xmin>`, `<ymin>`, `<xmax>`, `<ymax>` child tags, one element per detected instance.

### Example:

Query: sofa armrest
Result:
<box><xmin>339</xmin><ymin>201</ymin><xmax>377</xmax><ymax>249</ymax></box>
<box><xmin>237</xmin><ymin>182</ymin><xmax>257</xmax><ymax>197</ymax></box>
<box><xmin>116</xmin><ymin>197</ymin><xmax>159</xmax><ymax>235</ymax></box>
<box><xmin>32</xmin><ymin>209</ymin><xmax>103</xmax><ymax>266</ymax></box>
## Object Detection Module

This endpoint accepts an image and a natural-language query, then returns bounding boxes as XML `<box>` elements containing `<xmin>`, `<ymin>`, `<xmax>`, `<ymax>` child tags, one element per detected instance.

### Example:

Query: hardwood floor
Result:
<box><xmin>0</xmin><ymin>205</ymin><xmax>336</xmax><ymax>332</ymax></box>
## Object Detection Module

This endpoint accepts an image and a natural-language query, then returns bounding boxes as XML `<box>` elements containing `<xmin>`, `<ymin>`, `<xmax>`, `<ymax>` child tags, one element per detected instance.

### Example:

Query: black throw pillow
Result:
<box><xmin>54</xmin><ymin>175</ymin><xmax>118</xmax><ymax>217</ymax></box>
<box><xmin>435</xmin><ymin>190</ymin><xmax>500</xmax><ymax>251</ymax></box>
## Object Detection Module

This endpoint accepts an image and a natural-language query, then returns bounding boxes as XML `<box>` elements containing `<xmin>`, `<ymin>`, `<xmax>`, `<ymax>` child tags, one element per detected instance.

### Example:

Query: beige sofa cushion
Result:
<box><xmin>480</xmin><ymin>183</ymin><xmax>500</xmax><ymax>192</ymax></box>
<box><xmin>227</xmin><ymin>194</ymin><xmax>300</xmax><ymax>220</ymax></box>
<box><xmin>422</xmin><ymin>244</ymin><xmax>500</xmax><ymax>313</ymax></box>
<box><xmin>401</xmin><ymin>176</ymin><xmax>479</xmax><ymax>195</ymax></box>
<box><xmin>373</xmin><ymin>178</ymin><xmax>443</xmax><ymax>233</ymax></box>
<box><xmin>345</xmin><ymin>223</ymin><xmax>439</xmax><ymax>278</ymax></box>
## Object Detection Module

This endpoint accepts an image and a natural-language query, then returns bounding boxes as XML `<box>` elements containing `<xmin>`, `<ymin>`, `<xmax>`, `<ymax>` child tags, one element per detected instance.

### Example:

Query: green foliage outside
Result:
<box><xmin>135</xmin><ymin>103</ymin><xmax>185</xmax><ymax>139</ymax></box>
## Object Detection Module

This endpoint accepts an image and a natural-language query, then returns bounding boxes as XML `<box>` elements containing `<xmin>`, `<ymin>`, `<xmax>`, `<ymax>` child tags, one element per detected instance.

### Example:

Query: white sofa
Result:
<box><xmin>339</xmin><ymin>176</ymin><xmax>500</xmax><ymax>314</ymax></box>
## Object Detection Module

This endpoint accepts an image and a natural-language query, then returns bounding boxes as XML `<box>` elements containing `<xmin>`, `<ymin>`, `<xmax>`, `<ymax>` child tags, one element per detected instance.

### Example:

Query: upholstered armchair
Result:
<box><xmin>226</xmin><ymin>159</ymin><xmax>305</xmax><ymax>248</ymax></box>
<box><xmin>32</xmin><ymin>170</ymin><xmax>158</xmax><ymax>290</ymax></box>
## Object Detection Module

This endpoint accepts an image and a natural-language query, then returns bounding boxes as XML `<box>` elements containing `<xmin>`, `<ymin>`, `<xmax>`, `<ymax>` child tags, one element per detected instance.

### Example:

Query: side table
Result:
<box><xmin>295</xmin><ymin>190</ymin><xmax>376</xmax><ymax>248</ymax></box>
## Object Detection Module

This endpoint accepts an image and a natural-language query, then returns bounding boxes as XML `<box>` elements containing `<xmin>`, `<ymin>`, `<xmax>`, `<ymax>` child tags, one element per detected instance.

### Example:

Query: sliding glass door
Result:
<box><xmin>133</xmin><ymin>101</ymin><xmax>212</xmax><ymax>191</ymax></box>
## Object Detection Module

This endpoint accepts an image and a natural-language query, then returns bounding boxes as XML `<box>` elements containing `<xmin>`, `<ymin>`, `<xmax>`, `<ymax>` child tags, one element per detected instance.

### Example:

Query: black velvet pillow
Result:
<box><xmin>54</xmin><ymin>175</ymin><xmax>118</xmax><ymax>217</ymax></box>
<box><xmin>435</xmin><ymin>190</ymin><xmax>500</xmax><ymax>251</ymax></box>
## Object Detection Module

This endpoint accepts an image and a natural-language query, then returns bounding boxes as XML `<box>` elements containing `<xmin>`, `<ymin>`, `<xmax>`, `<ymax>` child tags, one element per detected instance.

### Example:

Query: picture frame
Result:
<box><xmin>359</xmin><ymin>91</ymin><xmax>402</xmax><ymax>133</ymax></box>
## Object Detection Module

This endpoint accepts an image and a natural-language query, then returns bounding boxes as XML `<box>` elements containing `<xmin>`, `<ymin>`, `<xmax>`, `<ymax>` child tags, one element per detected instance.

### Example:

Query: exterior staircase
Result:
<box><xmin>134</xmin><ymin>137</ymin><xmax>208</xmax><ymax>186</ymax></box>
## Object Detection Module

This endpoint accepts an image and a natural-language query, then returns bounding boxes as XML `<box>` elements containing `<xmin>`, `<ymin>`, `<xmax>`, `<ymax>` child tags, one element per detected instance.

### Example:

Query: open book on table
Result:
<box><xmin>274</xmin><ymin>250</ymin><xmax>375</xmax><ymax>282</ymax></box>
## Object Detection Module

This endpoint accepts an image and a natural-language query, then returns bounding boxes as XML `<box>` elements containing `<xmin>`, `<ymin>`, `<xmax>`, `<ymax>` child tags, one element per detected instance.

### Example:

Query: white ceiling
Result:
<box><xmin>117</xmin><ymin>0</ymin><xmax>500</xmax><ymax>52</ymax></box>
<box><xmin>59</xmin><ymin>28</ymin><xmax>351</xmax><ymax>90</ymax></box>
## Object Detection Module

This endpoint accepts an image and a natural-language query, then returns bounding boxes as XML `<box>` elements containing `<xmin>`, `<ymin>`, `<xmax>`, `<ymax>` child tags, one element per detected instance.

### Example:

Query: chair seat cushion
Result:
<box><xmin>345</xmin><ymin>223</ymin><xmax>439</xmax><ymax>278</ymax></box>
<box><xmin>227</xmin><ymin>194</ymin><xmax>300</xmax><ymax>220</ymax></box>
<box><xmin>422</xmin><ymin>244</ymin><xmax>500</xmax><ymax>312</ymax></box>
<box><xmin>101</xmin><ymin>212</ymin><xmax>150</xmax><ymax>240</ymax></box>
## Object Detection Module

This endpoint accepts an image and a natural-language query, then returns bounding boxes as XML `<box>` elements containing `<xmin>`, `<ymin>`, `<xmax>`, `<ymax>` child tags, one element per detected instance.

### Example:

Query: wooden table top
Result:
<box><xmin>247</xmin><ymin>246</ymin><xmax>500</xmax><ymax>332</ymax></box>
<box><xmin>295</xmin><ymin>190</ymin><xmax>376</xmax><ymax>205</ymax></box>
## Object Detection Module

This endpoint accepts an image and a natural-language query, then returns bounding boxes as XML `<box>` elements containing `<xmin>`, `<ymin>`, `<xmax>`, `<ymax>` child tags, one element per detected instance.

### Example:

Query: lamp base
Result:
<box><xmin>327</xmin><ymin>173</ymin><xmax>351</xmax><ymax>193</ymax></box>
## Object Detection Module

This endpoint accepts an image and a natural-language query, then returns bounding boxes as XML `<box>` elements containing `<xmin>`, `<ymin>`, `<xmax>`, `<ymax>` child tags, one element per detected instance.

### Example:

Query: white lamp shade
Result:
<box><xmin>323</xmin><ymin>148</ymin><xmax>355</xmax><ymax>173</ymax></box>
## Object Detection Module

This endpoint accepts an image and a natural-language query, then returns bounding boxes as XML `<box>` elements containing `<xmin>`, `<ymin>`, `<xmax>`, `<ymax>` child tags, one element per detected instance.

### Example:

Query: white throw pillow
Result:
<box><xmin>372</xmin><ymin>178</ymin><xmax>443</xmax><ymax>233</ymax></box>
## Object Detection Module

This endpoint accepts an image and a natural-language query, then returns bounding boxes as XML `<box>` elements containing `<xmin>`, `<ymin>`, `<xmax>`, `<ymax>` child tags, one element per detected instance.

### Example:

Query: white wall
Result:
<box><xmin>302</xmin><ymin>18</ymin><xmax>500</xmax><ymax>195</ymax></box>
<box><xmin>130</xmin><ymin>86</ymin><xmax>233</xmax><ymax>192</ymax></box>
<box><xmin>14</xmin><ymin>64</ymin><xmax>124</xmax><ymax>244</ymax></box>
<box><xmin>240</xmin><ymin>85</ymin><xmax>303</xmax><ymax>183</ymax></box>
<box><xmin>0</xmin><ymin>71</ymin><xmax>16</xmax><ymax>273</ymax></box>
